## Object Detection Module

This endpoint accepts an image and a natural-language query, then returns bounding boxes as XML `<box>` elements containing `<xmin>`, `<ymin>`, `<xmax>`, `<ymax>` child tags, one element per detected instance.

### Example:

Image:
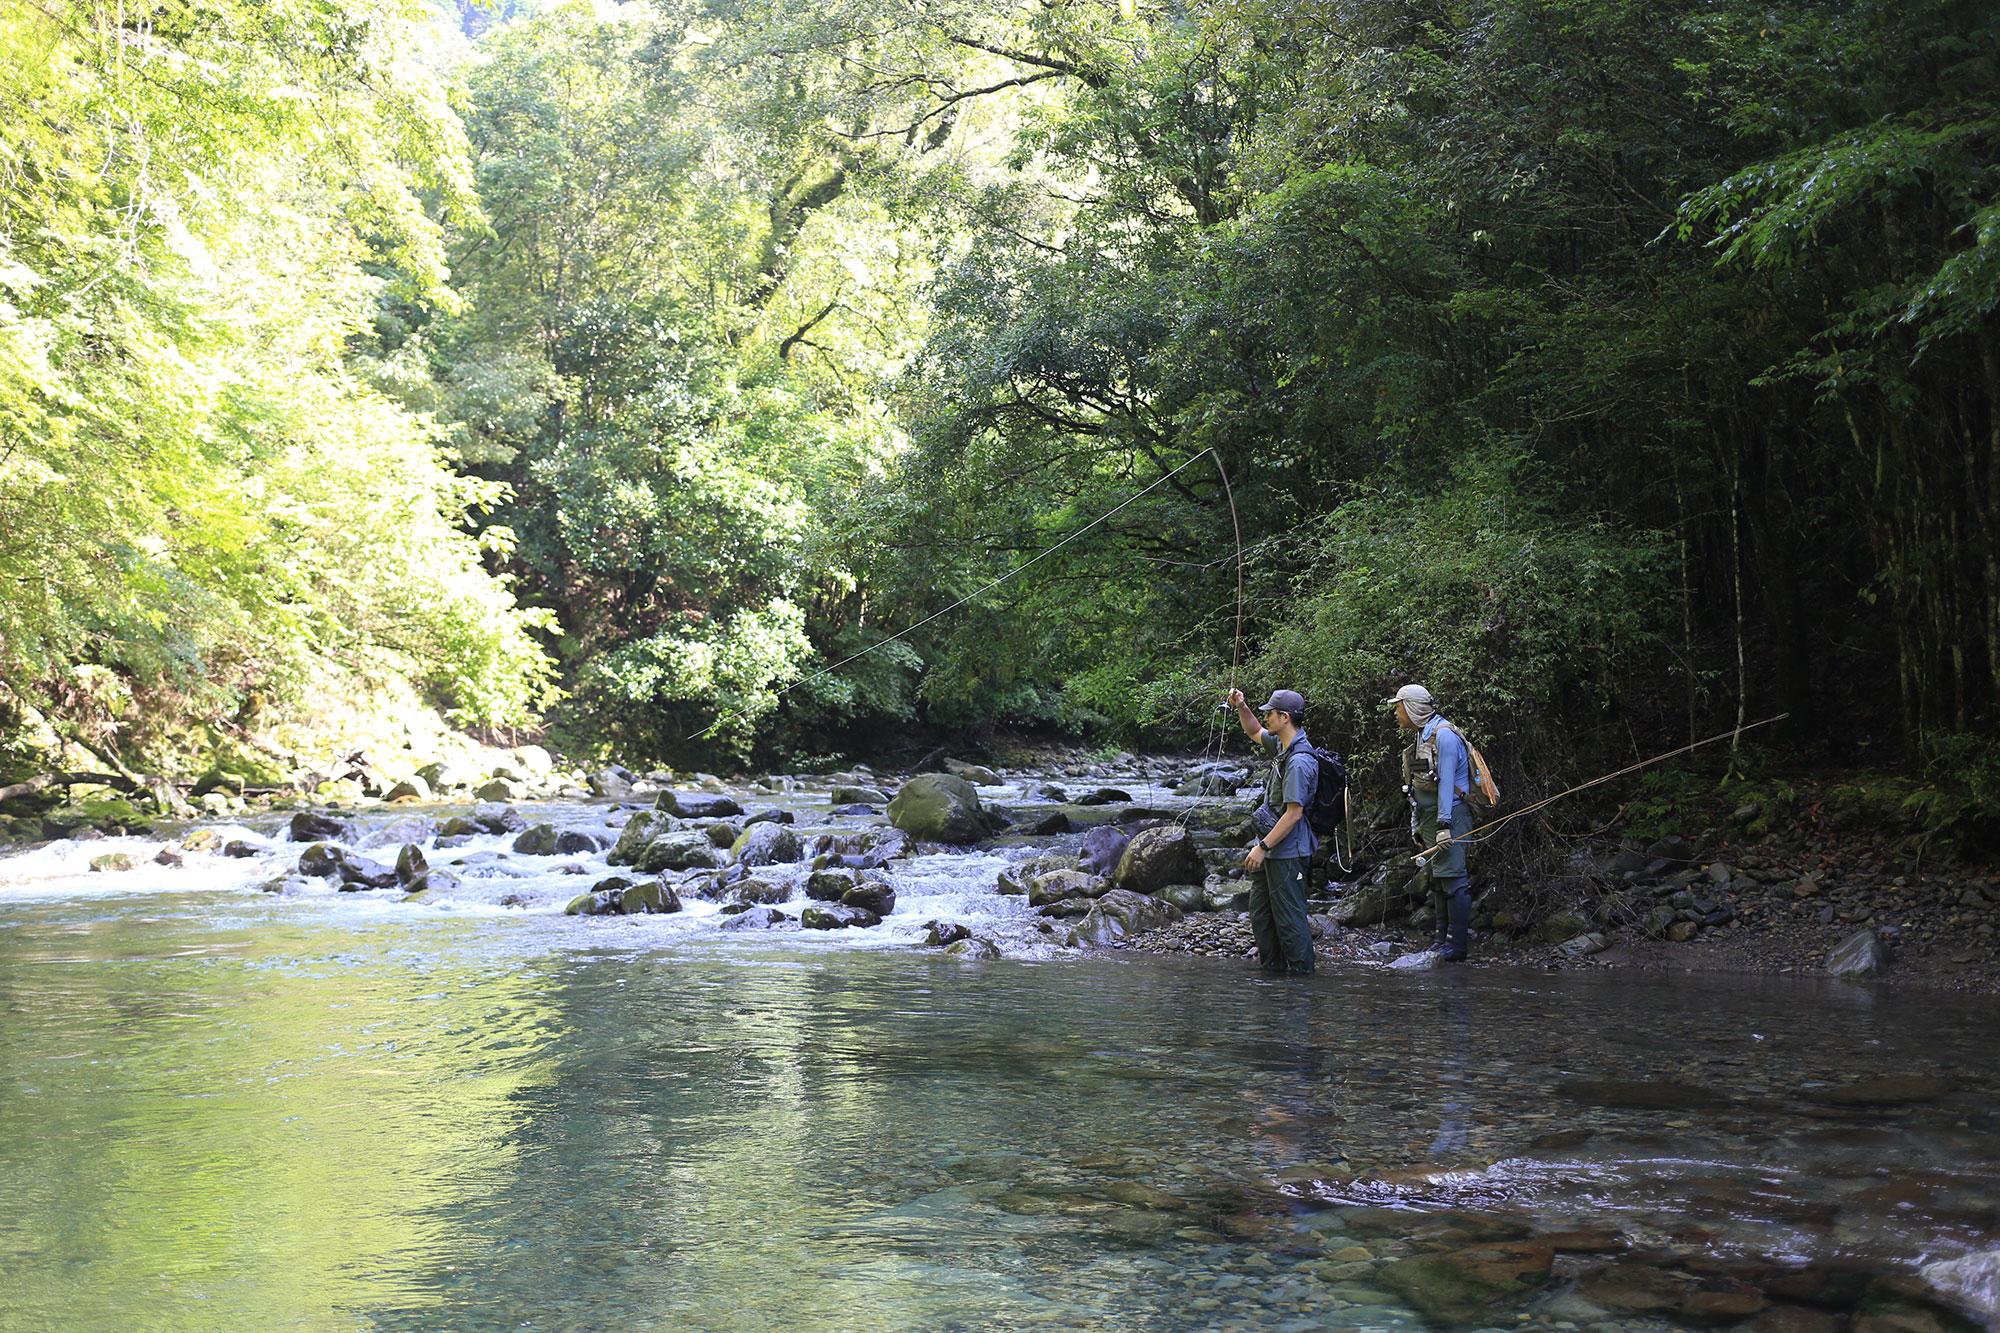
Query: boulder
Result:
<box><xmin>222</xmin><ymin>839</ymin><xmax>261</xmax><ymax>859</ymax></box>
<box><xmin>656</xmin><ymin>791</ymin><xmax>744</xmax><ymax>819</ymax></box>
<box><xmin>564</xmin><ymin>890</ymin><xmax>620</xmax><ymax>916</ymax></box>
<box><xmin>1029</xmin><ymin>783</ymin><xmax>1067</xmax><ymax>801</ymax></box>
<box><xmin>1827</xmin><ymin>929</ymin><xmax>1889</xmax><ymax>977</ymax></box>
<box><xmin>555</xmin><ymin>830</ymin><xmax>606</xmax><ymax>855</ymax></box>
<box><xmin>416</xmin><ymin>760</ymin><xmax>474</xmax><ymax>791</ymax></box>
<box><xmin>608</xmin><ymin>810</ymin><xmax>684</xmax><ymax>865</ymax></box>
<box><xmin>619</xmin><ymin>878</ymin><xmax>682</xmax><ymax>914</ymax></box>
<box><xmin>829</xmin><ymin>785</ymin><xmax>890</xmax><ymax>805</ymax></box>
<box><xmin>298</xmin><ymin>842</ymin><xmax>346</xmax><ymax>878</ymax></box>
<box><xmin>513</xmin><ymin>746</ymin><xmax>554</xmax><ymax>775</ymax></box>
<box><xmin>1064</xmin><ymin>889</ymin><xmax>1184</xmax><ymax>946</ymax></box>
<box><xmin>382</xmin><ymin>775</ymin><xmax>432</xmax><ymax>803</ymax></box>
<box><xmin>1112</xmin><ymin>825</ymin><xmax>1205</xmax><ymax>895</ymax></box>
<box><xmin>588</xmin><ymin>768</ymin><xmax>633</xmax><ymax>798</ymax></box>
<box><xmin>1075</xmin><ymin>787</ymin><xmax>1133</xmax><ymax>806</ymax></box>
<box><xmin>1021</xmin><ymin>812</ymin><xmax>1071</xmax><ymax>835</ymax></box>
<box><xmin>636</xmin><ymin>832</ymin><xmax>722</xmax><ymax>873</ymax></box>
<box><xmin>394</xmin><ymin>844</ymin><xmax>428</xmax><ymax>885</ymax></box>
<box><xmin>289</xmin><ymin>810</ymin><xmax>352</xmax><ymax>843</ymax></box>
<box><xmin>1159</xmin><ymin>883</ymin><xmax>1207</xmax><ymax>913</ymax></box>
<box><xmin>153</xmin><ymin>847</ymin><xmax>183</xmax><ymax>868</ymax></box>
<box><xmin>400</xmin><ymin>868</ymin><xmax>461</xmax><ymax>899</ymax></box>
<box><xmin>471</xmin><ymin>803</ymin><xmax>527</xmax><ymax>834</ymax></box>
<box><xmin>475</xmin><ymin>778</ymin><xmax>525</xmax><ymax>802</ymax></box>
<box><xmin>807</xmin><ymin>868</ymin><xmax>857</xmax><ymax>901</ymax></box>
<box><xmin>808</xmin><ymin>828</ymin><xmax>914</xmax><ymax>868</ymax></box>
<box><xmin>1080</xmin><ymin>825</ymin><xmax>1131</xmax><ymax>878</ymax></box>
<box><xmin>1561</xmin><ymin>933</ymin><xmax>1609</xmax><ymax>957</ymax></box>
<box><xmin>886</xmin><ymin>773</ymin><xmax>1002</xmax><ymax>844</ymax></box>
<box><xmin>720</xmin><ymin>906</ymin><xmax>793</xmax><ymax>930</ymax></box>
<box><xmin>513</xmin><ymin>823</ymin><xmax>562</xmax><ymax>856</ymax></box>
<box><xmin>842</xmin><ymin>880</ymin><xmax>897</xmax><ymax>915</ymax></box>
<box><xmin>726</xmin><ymin>877</ymin><xmax>792</xmax><ymax>905</ymax></box>
<box><xmin>1028</xmin><ymin>869</ymin><xmax>1110</xmax><ymax>907</ymax></box>
<box><xmin>925</xmin><ymin>921</ymin><xmax>972</xmax><ymax>946</ymax></box>
<box><xmin>732</xmin><ymin>822</ymin><xmax>802</xmax><ymax>867</ymax></box>
<box><xmin>359</xmin><ymin>814</ymin><xmax>438</xmax><ymax>850</ymax></box>
<box><xmin>89</xmin><ymin>853</ymin><xmax>134</xmax><ymax>873</ymax></box>
<box><xmin>743</xmin><ymin>808</ymin><xmax>795</xmax><ymax>827</ymax></box>
<box><xmin>802</xmin><ymin>902</ymin><xmax>881</xmax><ymax>929</ymax></box>
<box><xmin>943</xmin><ymin>758</ymin><xmax>1003</xmax><ymax>785</ymax></box>
<box><xmin>336</xmin><ymin>852</ymin><xmax>398</xmax><ymax>890</ymax></box>
<box><xmin>944</xmin><ymin>937</ymin><xmax>1002</xmax><ymax>959</ymax></box>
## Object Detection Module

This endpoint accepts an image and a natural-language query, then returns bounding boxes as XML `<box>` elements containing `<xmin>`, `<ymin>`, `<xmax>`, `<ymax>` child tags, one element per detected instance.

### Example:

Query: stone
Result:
<box><xmin>1827</xmin><ymin>929</ymin><xmax>1889</xmax><ymax>976</ymax></box>
<box><xmin>513</xmin><ymin>822</ymin><xmax>561</xmax><ymax>855</ymax></box>
<box><xmin>1561</xmin><ymin>932</ymin><xmax>1609</xmax><ymax>957</ymax></box>
<box><xmin>555</xmin><ymin>830</ymin><xmax>605</xmax><ymax>855</ymax></box>
<box><xmin>298</xmin><ymin>842</ymin><xmax>346</xmax><ymax>877</ymax></box>
<box><xmin>808</xmin><ymin>828</ymin><xmax>914</xmax><ymax>868</ymax></box>
<box><xmin>655</xmin><ymin>791</ymin><xmax>744</xmax><ymax>819</ymax></box>
<box><xmin>1556</xmin><ymin>1080</ymin><xmax>1731</xmax><ymax>1110</ymax></box>
<box><xmin>842</xmin><ymin>880</ymin><xmax>897</xmax><ymax>915</ymax></box>
<box><xmin>943</xmin><ymin>937</ymin><xmax>1001</xmax><ymax>959</ymax></box>
<box><xmin>394</xmin><ymin>844</ymin><xmax>428</xmax><ymax>884</ymax></box>
<box><xmin>1808</xmin><ymin>1076</ymin><xmax>1951</xmax><ymax>1106</ymax></box>
<box><xmin>726</xmin><ymin>877</ymin><xmax>791</xmax><ymax>905</ymax></box>
<box><xmin>1668</xmin><ymin>920</ymin><xmax>1700</xmax><ymax>942</ymax></box>
<box><xmin>1103</xmin><ymin>1182</ymin><xmax>1187</xmax><ymax>1210</ymax></box>
<box><xmin>1159</xmin><ymin>883</ymin><xmax>1207</xmax><ymax>912</ymax></box>
<box><xmin>471</xmin><ymin>803</ymin><xmax>527</xmax><ymax>834</ymax></box>
<box><xmin>636</xmin><ymin>832</ymin><xmax>722</xmax><ymax>873</ymax></box>
<box><xmin>731</xmin><ymin>822</ymin><xmax>803</xmax><ymax>867</ymax></box>
<box><xmin>1029</xmin><ymin>783</ymin><xmax>1067</xmax><ymax>801</ymax></box>
<box><xmin>587</xmin><ymin>768</ymin><xmax>632</xmax><ymax>798</ymax></box>
<box><xmin>1065</xmin><ymin>889</ymin><xmax>1184</xmax><ymax>946</ymax></box>
<box><xmin>886</xmin><ymin>773</ymin><xmax>1000</xmax><ymax>844</ymax></box>
<box><xmin>830</xmin><ymin>784</ymin><xmax>890</xmax><ymax>805</ymax></box>
<box><xmin>1747</xmin><ymin>1306</ymin><xmax>1848</xmax><ymax>1333</ymax></box>
<box><xmin>1853</xmin><ymin>1276</ymin><xmax>1985</xmax><ymax>1333</ymax></box>
<box><xmin>942</xmin><ymin>758</ymin><xmax>1003</xmax><ymax>785</ymax></box>
<box><xmin>564</xmin><ymin>890</ymin><xmax>618</xmax><ymax>916</ymax></box>
<box><xmin>1112</xmin><ymin>825</ymin><xmax>1205</xmax><ymax>895</ymax></box>
<box><xmin>1684</xmin><ymin>1286</ymin><xmax>1771</xmax><ymax>1321</ymax></box>
<box><xmin>1574</xmin><ymin>1262</ymin><xmax>1691</xmax><ymax>1313</ymax></box>
<box><xmin>925</xmin><ymin>921</ymin><xmax>972</xmax><ymax>946</ymax></box>
<box><xmin>742</xmin><ymin>808</ymin><xmax>794</xmax><ymax>827</ymax></box>
<box><xmin>222</xmin><ymin>840</ymin><xmax>260</xmax><ymax>858</ymax></box>
<box><xmin>1075</xmin><ymin>787</ymin><xmax>1133</xmax><ymax>805</ymax></box>
<box><xmin>618</xmin><ymin>878</ymin><xmax>682</xmax><ymax>914</ymax></box>
<box><xmin>807</xmin><ymin>868</ymin><xmax>857</xmax><ymax>901</ymax></box>
<box><xmin>704</xmin><ymin>822</ymin><xmax>741</xmax><ymax>848</ymax></box>
<box><xmin>802</xmin><ymin>902</ymin><xmax>881</xmax><ymax>929</ymax></box>
<box><xmin>359</xmin><ymin>814</ymin><xmax>438</xmax><ymax>850</ymax></box>
<box><xmin>1080</xmin><ymin>824</ymin><xmax>1131</xmax><ymax>877</ymax></box>
<box><xmin>414</xmin><ymin>760</ymin><xmax>471</xmax><ymax>791</ymax></box>
<box><xmin>152</xmin><ymin>847</ymin><xmax>183</xmax><ymax>867</ymax></box>
<box><xmin>1920</xmin><ymin>1252</ymin><xmax>2000</xmax><ymax>1324</ymax></box>
<box><xmin>336</xmin><ymin>852</ymin><xmax>398</xmax><ymax>890</ymax></box>
<box><xmin>1377</xmin><ymin>1242</ymin><xmax>1555</xmax><ymax>1324</ymax></box>
<box><xmin>1028</xmin><ymin>869</ymin><xmax>1110</xmax><ymax>907</ymax></box>
<box><xmin>474</xmin><ymin>778</ymin><xmax>525</xmax><ymax>802</ymax></box>
<box><xmin>995</xmin><ymin>866</ymin><xmax>1030</xmax><ymax>895</ymax></box>
<box><xmin>720</xmin><ymin>906</ymin><xmax>792</xmax><ymax>930</ymax></box>
<box><xmin>608</xmin><ymin>810</ymin><xmax>684</xmax><ymax>865</ymax></box>
<box><xmin>382</xmin><ymin>775</ymin><xmax>432</xmax><ymax>802</ymax></box>
<box><xmin>289</xmin><ymin>810</ymin><xmax>351</xmax><ymax>843</ymax></box>
<box><xmin>89</xmin><ymin>853</ymin><xmax>134</xmax><ymax>872</ymax></box>
<box><xmin>1330</xmin><ymin>882</ymin><xmax>1396</xmax><ymax>927</ymax></box>
<box><xmin>400</xmin><ymin>869</ymin><xmax>461</xmax><ymax>899</ymax></box>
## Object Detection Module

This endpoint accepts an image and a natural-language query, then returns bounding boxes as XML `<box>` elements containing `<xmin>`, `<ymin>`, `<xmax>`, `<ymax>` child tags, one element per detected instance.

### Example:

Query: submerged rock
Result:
<box><xmin>1065</xmin><ymin>889</ymin><xmax>1183</xmax><ymax>946</ymax></box>
<box><xmin>886</xmin><ymin>773</ymin><xmax>1002</xmax><ymax>844</ymax></box>
<box><xmin>924</xmin><ymin>921</ymin><xmax>972</xmax><ymax>946</ymax></box>
<box><xmin>943</xmin><ymin>937</ymin><xmax>1002</xmax><ymax>959</ymax></box>
<box><xmin>1377</xmin><ymin>1241</ymin><xmax>1554</xmax><ymax>1324</ymax></box>
<box><xmin>1556</xmin><ymin>1079</ymin><xmax>1731</xmax><ymax>1111</ymax></box>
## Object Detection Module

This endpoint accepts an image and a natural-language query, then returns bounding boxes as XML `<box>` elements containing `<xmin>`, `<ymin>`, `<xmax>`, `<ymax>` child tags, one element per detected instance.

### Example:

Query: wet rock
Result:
<box><xmin>807</xmin><ymin>868</ymin><xmax>857</xmax><ymax>901</ymax></box>
<box><xmin>415</xmin><ymin>760</ymin><xmax>472</xmax><ymax>792</ymax></box>
<box><xmin>829</xmin><ymin>784</ymin><xmax>889</xmax><ymax>805</ymax></box>
<box><xmin>742</xmin><ymin>808</ymin><xmax>794</xmax><ymax>827</ymax></box>
<box><xmin>731</xmin><ymin>822</ymin><xmax>802</xmax><ymax>867</ymax></box>
<box><xmin>941</xmin><ymin>758</ymin><xmax>1003</xmax><ymax>785</ymax></box>
<box><xmin>1331</xmin><ymin>882</ymin><xmax>1396</xmax><ymax>927</ymax></box>
<box><xmin>886</xmin><ymin>773</ymin><xmax>1001</xmax><ymax>844</ymax></box>
<box><xmin>726</xmin><ymin>877</ymin><xmax>791</xmax><ymax>905</ymax></box>
<box><xmin>400</xmin><ymin>869</ymin><xmax>460</xmax><ymax>899</ymax></box>
<box><xmin>471</xmin><ymin>803</ymin><xmax>527</xmax><ymax>834</ymax></box>
<box><xmin>1377</xmin><ymin>1241</ymin><xmax>1555</xmax><ymax>1324</ymax></box>
<box><xmin>298</xmin><ymin>842</ymin><xmax>346</xmax><ymax>878</ymax></box>
<box><xmin>1827</xmin><ymin>929</ymin><xmax>1889</xmax><ymax>976</ymax></box>
<box><xmin>564</xmin><ymin>889</ymin><xmax>619</xmax><ymax>916</ymax></box>
<box><xmin>636</xmin><ymin>832</ymin><xmax>722</xmax><ymax>873</ymax></box>
<box><xmin>152</xmin><ymin>847</ymin><xmax>183</xmax><ymax>867</ymax></box>
<box><xmin>995</xmin><ymin>865</ymin><xmax>1030</xmax><ymax>895</ymax></box>
<box><xmin>1029</xmin><ymin>783</ymin><xmax>1067</xmax><ymax>801</ymax></box>
<box><xmin>289</xmin><ymin>810</ymin><xmax>352</xmax><ymax>842</ymax></box>
<box><xmin>1763</xmin><ymin>1265</ymin><xmax>1880</xmax><ymax>1310</ymax></box>
<box><xmin>1557</xmin><ymin>1079</ymin><xmax>1731</xmax><ymax>1110</ymax></box>
<box><xmin>338</xmin><ymin>852</ymin><xmax>398</xmax><ymax>890</ymax></box>
<box><xmin>1809</xmin><ymin>1076</ymin><xmax>1951</xmax><ymax>1106</ymax></box>
<box><xmin>1103</xmin><ymin>1182</ymin><xmax>1186</xmax><ymax>1211</ymax></box>
<box><xmin>358</xmin><ymin>814</ymin><xmax>438</xmax><ymax>851</ymax></box>
<box><xmin>1065</xmin><ymin>889</ymin><xmax>1183</xmax><ymax>946</ymax></box>
<box><xmin>1080</xmin><ymin>825</ymin><xmax>1131</xmax><ymax>878</ymax></box>
<box><xmin>1854</xmin><ymin>1275</ymin><xmax>1985</xmax><ymax>1333</ymax></box>
<box><xmin>801</xmin><ymin>902</ymin><xmax>881</xmax><ymax>929</ymax></box>
<box><xmin>1747</xmin><ymin>1306</ymin><xmax>1848</xmax><ymax>1333</ymax></box>
<box><xmin>607</xmin><ymin>810</ymin><xmax>684</xmax><ymax>865</ymax></box>
<box><xmin>944</xmin><ymin>937</ymin><xmax>1001</xmax><ymax>959</ymax></box>
<box><xmin>394</xmin><ymin>844</ymin><xmax>428</xmax><ymax>885</ymax></box>
<box><xmin>1028</xmin><ymin>869</ymin><xmax>1109</xmax><ymax>907</ymax></box>
<box><xmin>618</xmin><ymin>878</ymin><xmax>681</xmax><ymax>914</ymax></box>
<box><xmin>1561</xmin><ymin>932</ymin><xmax>1609</xmax><ymax>956</ymax></box>
<box><xmin>475</xmin><ymin>778</ymin><xmax>525</xmax><ymax>802</ymax></box>
<box><xmin>808</xmin><ymin>828</ymin><xmax>914</xmax><ymax>868</ymax></box>
<box><xmin>1112</xmin><ymin>825</ymin><xmax>1204</xmax><ymax>895</ymax></box>
<box><xmin>1921</xmin><ymin>1251</ymin><xmax>2000</xmax><ymax>1324</ymax></box>
<box><xmin>704</xmin><ymin>822</ymin><xmax>741</xmax><ymax>848</ymax></box>
<box><xmin>1537</xmin><ymin>1228</ymin><xmax>1628</xmax><ymax>1253</ymax></box>
<box><xmin>222</xmin><ymin>839</ymin><xmax>261</xmax><ymax>858</ymax></box>
<box><xmin>924</xmin><ymin>921</ymin><xmax>972</xmax><ymax>946</ymax></box>
<box><xmin>1020</xmin><ymin>812</ymin><xmax>1071</xmax><ymax>835</ymax></box>
<box><xmin>1074</xmin><ymin>787</ymin><xmax>1132</xmax><ymax>806</ymax></box>
<box><xmin>555</xmin><ymin>829</ymin><xmax>605</xmax><ymax>855</ymax></box>
<box><xmin>587</xmin><ymin>768</ymin><xmax>632</xmax><ymax>798</ymax></box>
<box><xmin>719</xmin><ymin>905</ymin><xmax>792</xmax><ymax>930</ymax></box>
<box><xmin>656</xmin><ymin>791</ymin><xmax>744</xmax><ymax>820</ymax></box>
<box><xmin>1684</xmin><ymin>1285</ymin><xmax>1772</xmax><ymax>1322</ymax></box>
<box><xmin>1575</xmin><ymin>1263</ymin><xmax>1696</xmax><ymax>1313</ymax></box>
<box><xmin>829</xmin><ymin>803</ymin><xmax>877</xmax><ymax>816</ymax></box>
<box><xmin>513</xmin><ymin>822</ymin><xmax>561</xmax><ymax>855</ymax></box>
<box><xmin>89</xmin><ymin>853</ymin><xmax>134</xmax><ymax>873</ymax></box>
<box><xmin>1158</xmin><ymin>883</ymin><xmax>1206</xmax><ymax>912</ymax></box>
<box><xmin>841</xmin><ymin>880</ymin><xmax>897</xmax><ymax>915</ymax></box>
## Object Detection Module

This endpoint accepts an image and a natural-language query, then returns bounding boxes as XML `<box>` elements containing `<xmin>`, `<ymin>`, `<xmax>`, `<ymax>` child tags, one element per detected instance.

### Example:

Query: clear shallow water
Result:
<box><xmin>2</xmin><ymin>801</ymin><xmax>1998</xmax><ymax>1331</ymax></box>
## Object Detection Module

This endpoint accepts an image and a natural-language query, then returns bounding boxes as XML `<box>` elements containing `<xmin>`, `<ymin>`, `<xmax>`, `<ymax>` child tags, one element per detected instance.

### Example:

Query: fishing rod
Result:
<box><xmin>687</xmin><ymin>448</ymin><xmax>1246</xmax><ymax>742</ymax></box>
<box><xmin>1412</xmin><ymin>712</ymin><xmax>1791</xmax><ymax>866</ymax></box>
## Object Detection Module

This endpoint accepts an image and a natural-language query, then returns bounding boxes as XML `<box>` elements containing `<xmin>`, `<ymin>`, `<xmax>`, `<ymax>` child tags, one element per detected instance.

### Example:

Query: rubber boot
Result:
<box><xmin>1439</xmin><ymin>876</ymin><xmax>1472</xmax><ymax>961</ymax></box>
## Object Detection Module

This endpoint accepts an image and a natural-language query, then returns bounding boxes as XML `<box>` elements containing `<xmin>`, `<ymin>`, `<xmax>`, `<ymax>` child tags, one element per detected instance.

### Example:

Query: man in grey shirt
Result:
<box><xmin>1228</xmin><ymin>687</ymin><xmax>1319</xmax><ymax>975</ymax></box>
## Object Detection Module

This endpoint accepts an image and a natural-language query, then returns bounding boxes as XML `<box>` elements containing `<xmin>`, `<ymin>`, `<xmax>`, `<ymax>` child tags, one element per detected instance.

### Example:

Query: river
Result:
<box><xmin>1</xmin><ymin>777</ymin><xmax>1995</xmax><ymax>1331</ymax></box>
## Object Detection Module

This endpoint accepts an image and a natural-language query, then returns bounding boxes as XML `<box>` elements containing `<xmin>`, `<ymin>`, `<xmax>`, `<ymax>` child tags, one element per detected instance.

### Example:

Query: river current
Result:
<box><xmin>1</xmin><ymin>778</ymin><xmax>1996</xmax><ymax>1332</ymax></box>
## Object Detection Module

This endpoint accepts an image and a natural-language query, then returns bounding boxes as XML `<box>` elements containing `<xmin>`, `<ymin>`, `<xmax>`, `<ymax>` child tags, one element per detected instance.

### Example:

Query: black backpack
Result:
<box><xmin>1275</xmin><ymin>738</ymin><xmax>1349</xmax><ymax>837</ymax></box>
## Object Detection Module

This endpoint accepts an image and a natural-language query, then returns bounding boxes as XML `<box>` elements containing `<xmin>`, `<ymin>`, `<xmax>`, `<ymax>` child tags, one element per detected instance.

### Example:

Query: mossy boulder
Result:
<box><xmin>607</xmin><ymin>810</ymin><xmax>685</xmax><ymax>866</ymax></box>
<box><xmin>731</xmin><ymin>822</ymin><xmax>802</xmax><ymax>867</ymax></box>
<box><xmin>886</xmin><ymin>773</ymin><xmax>1001</xmax><ymax>844</ymax></box>
<box><xmin>1112</xmin><ymin>826</ymin><xmax>1204</xmax><ymax>895</ymax></box>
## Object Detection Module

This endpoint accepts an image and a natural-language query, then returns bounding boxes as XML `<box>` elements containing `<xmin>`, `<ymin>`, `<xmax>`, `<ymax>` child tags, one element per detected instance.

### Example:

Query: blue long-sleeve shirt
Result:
<box><xmin>1426</xmin><ymin>716</ymin><xmax>1470</xmax><ymax>823</ymax></box>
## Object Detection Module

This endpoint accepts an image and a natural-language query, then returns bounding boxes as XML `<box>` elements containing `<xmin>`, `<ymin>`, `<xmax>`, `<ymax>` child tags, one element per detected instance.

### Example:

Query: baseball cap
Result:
<box><xmin>1257</xmin><ymin>689</ymin><xmax>1305</xmax><ymax>717</ymax></box>
<box><xmin>1385</xmin><ymin>683</ymin><xmax>1434</xmax><ymax>709</ymax></box>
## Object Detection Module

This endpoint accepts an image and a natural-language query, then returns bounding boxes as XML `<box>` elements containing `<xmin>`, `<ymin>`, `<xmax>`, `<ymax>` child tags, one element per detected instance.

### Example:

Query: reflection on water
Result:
<box><xmin>1</xmin><ymin>894</ymin><xmax>1996</xmax><ymax>1331</ymax></box>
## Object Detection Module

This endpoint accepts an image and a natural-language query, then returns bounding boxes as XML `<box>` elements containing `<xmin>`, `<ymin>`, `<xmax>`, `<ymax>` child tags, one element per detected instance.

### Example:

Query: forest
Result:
<box><xmin>3</xmin><ymin>0</ymin><xmax>1996</xmax><ymax>832</ymax></box>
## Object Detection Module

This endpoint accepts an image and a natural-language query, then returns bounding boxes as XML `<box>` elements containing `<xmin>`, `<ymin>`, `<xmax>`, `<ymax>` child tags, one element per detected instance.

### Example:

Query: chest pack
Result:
<box><xmin>1272</xmin><ymin>738</ymin><xmax>1350</xmax><ymax>837</ymax></box>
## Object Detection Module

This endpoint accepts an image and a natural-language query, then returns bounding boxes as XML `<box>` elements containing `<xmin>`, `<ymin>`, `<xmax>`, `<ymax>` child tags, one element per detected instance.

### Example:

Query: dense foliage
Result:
<box><xmin>3</xmin><ymin>0</ymin><xmax>1995</xmax><ymax>794</ymax></box>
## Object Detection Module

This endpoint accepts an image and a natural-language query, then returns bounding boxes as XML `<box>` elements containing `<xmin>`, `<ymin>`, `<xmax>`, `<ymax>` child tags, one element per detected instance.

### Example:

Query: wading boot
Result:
<box><xmin>1438</xmin><ymin>877</ymin><xmax>1472</xmax><ymax>962</ymax></box>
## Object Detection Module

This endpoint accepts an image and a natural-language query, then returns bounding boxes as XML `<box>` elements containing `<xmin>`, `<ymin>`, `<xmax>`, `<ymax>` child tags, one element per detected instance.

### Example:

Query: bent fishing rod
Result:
<box><xmin>1412</xmin><ymin>712</ymin><xmax>1791</xmax><ymax>866</ymax></box>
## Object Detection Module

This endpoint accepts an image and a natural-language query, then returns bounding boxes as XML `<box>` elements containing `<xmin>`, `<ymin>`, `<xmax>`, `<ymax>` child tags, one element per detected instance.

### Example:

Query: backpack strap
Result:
<box><xmin>1439</xmin><ymin>722</ymin><xmax>1501</xmax><ymax>806</ymax></box>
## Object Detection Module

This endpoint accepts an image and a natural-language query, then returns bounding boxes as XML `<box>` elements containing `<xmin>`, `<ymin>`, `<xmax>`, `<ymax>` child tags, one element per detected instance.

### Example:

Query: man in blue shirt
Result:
<box><xmin>1228</xmin><ymin>686</ymin><xmax>1318</xmax><ymax>975</ymax></box>
<box><xmin>1392</xmin><ymin>683</ymin><xmax>1472</xmax><ymax>961</ymax></box>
